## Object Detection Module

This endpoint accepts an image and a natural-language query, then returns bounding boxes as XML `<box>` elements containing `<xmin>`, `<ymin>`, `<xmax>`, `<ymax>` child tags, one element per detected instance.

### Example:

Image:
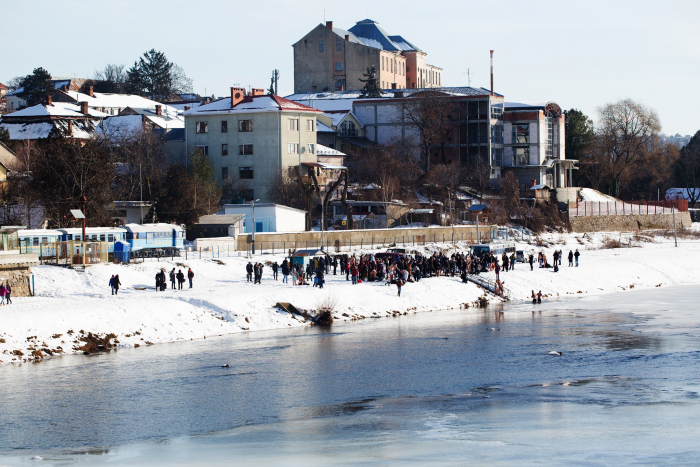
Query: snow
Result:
<box><xmin>185</xmin><ymin>95</ymin><xmax>320</xmax><ymax>116</ymax></box>
<box><xmin>4</xmin><ymin>102</ymin><xmax>108</xmax><ymax>118</ymax></box>
<box><xmin>0</xmin><ymin>122</ymin><xmax>54</xmax><ymax>140</ymax></box>
<box><xmin>579</xmin><ymin>188</ymin><xmax>618</xmax><ymax>202</ymax></box>
<box><xmin>3</xmin><ymin>228</ymin><xmax>700</xmax><ymax>365</ymax></box>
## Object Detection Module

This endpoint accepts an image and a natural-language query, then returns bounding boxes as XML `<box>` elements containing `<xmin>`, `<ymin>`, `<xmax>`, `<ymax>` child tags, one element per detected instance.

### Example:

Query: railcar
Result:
<box><xmin>57</xmin><ymin>227</ymin><xmax>128</xmax><ymax>253</ymax></box>
<box><xmin>17</xmin><ymin>229</ymin><xmax>64</xmax><ymax>257</ymax></box>
<box><xmin>124</xmin><ymin>223</ymin><xmax>184</xmax><ymax>258</ymax></box>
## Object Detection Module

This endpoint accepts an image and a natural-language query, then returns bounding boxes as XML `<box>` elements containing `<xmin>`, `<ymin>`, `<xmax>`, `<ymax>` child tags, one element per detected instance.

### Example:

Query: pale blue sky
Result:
<box><xmin>3</xmin><ymin>0</ymin><xmax>698</xmax><ymax>134</ymax></box>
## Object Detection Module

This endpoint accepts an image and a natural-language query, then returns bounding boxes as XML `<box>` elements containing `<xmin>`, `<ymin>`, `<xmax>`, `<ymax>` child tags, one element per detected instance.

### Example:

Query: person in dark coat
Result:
<box><xmin>112</xmin><ymin>275</ymin><xmax>121</xmax><ymax>295</ymax></box>
<box><xmin>160</xmin><ymin>270</ymin><xmax>167</xmax><ymax>291</ymax></box>
<box><xmin>568</xmin><ymin>250</ymin><xmax>574</xmax><ymax>267</ymax></box>
<box><xmin>317</xmin><ymin>267</ymin><xmax>325</xmax><ymax>288</ymax></box>
<box><xmin>5</xmin><ymin>281</ymin><xmax>12</xmax><ymax>304</ymax></box>
<box><xmin>281</xmin><ymin>259</ymin><xmax>290</xmax><ymax>283</ymax></box>
<box><xmin>176</xmin><ymin>270</ymin><xmax>185</xmax><ymax>290</ymax></box>
<box><xmin>170</xmin><ymin>268</ymin><xmax>176</xmax><ymax>288</ymax></box>
<box><xmin>109</xmin><ymin>275</ymin><xmax>116</xmax><ymax>295</ymax></box>
<box><xmin>155</xmin><ymin>272</ymin><xmax>161</xmax><ymax>291</ymax></box>
<box><xmin>246</xmin><ymin>262</ymin><xmax>253</xmax><ymax>282</ymax></box>
<box><xmin>574</xmin><ymin>249</ymin><xmax>580</xmax><ymax>267</ymax></box>
<box><xmin>272</xmin><ymin>262</ymin><xmax>279</xmax><ymax>280</ymax></box>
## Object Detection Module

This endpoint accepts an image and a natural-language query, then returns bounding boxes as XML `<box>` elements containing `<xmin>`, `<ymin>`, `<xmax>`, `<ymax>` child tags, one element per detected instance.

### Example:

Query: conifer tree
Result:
<box><xmin>359</xmin><ymin>66</ymin><xmax>383</xmax><ymax>98</ymax></box>
<box><xmin>18</xmin><ymin>67</ymin><xmax>54</xmax><ymax>107</ymax></box>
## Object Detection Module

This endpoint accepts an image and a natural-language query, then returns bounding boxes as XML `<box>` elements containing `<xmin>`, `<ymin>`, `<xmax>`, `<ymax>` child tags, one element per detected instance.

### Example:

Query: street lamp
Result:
<box><xmin>251</xmin><ymin>198</ymin><xmax>260</xmax><ymax>255</ymax></box>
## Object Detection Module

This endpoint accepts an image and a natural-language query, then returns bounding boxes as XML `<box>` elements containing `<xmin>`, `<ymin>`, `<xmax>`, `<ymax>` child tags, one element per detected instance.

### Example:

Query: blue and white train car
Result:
<box><xmin>17</xmin><ymin>229</ymin><xmax>64</xmax><ymax>257</ymax></box>
<box><xmin>124</xmin><ymin>223</ymin><xmax>184</xmax><ymax>257</ymax></box>
<box><xmin>57</xmin><ymin>227</ymin><xmax>128</xmax><ymax>253</ymax></box>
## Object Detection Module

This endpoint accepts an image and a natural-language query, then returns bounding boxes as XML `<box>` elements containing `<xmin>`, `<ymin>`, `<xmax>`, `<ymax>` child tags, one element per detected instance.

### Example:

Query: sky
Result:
<box><xmin>2</xmin><ymin>0</ymin><xmax>699</xmax><ymax>135</ymax></box>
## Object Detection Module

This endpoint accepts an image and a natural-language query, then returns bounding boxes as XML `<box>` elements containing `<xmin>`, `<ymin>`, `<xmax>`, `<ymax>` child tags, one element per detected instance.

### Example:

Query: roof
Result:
<box><xmin>316</xmin><ymin>120</ymin><xmax>335</xmax><ymax>133</ymax></box>
<box><xmin>196</xmin><ymin>214</ymin><xmax>245</xmax><ymax>225</ymax></box>
<box><xmin>2</xmin><ymin>101</ymin><xmax>108</xmax><ymax>118</ymax></box>
<box><xmin>0</xmin><ymin>83</ymin><xmax>7</xmax><ymax>90</ymax></box>
<box><xmin>347</xmin><ymin>19</ymin><xmax>421</xmax><ymax>52</ymax></box>
<box><xmin>8</xmin><ymin>77</ymin><xmax>88</xmax><ymax>97</ymax></box>
<box><xmin>223</xmin><ymin>203</ymin><xmax>308</xmax><ymax>214</ymax></box>
<box><xmin>185</xmin><ymin>94</ymin><xmax>321</xmax><ymax>116</ymax></box>
<box><xmin>469</xmin><ymin>204</ymin><xmax>488</xmax><ymax>211</ymax></box>
<box><xmin>316</xmin><ymin>144</ymin><xmax>346</xmax><ymax>157</ymax></box>
<box><xmin>287</xmin><ymin>87</ymin><xmax>500</xmax><ymax>108</ymax></box>
<box><xmin>123</xmin><ymin>223</ymin><xmax>184</xmax><ymax>233</ymax></box>
<box><xmin>291</xmin><ymin>248</ymin><xmax>328</xmax><ymax>257</ymax></box>
<box><xmin>302</xmin><ymin>161</ymin><xmax>346</xmax><ymax>170</ymax></box>
<box><xmin>530</xmin><ymin>184</ymin><xmax>550</xmax><ymax>190</ymax></box>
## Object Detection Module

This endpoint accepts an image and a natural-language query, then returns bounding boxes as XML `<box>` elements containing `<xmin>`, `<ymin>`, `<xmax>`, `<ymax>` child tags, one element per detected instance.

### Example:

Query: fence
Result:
<box><xmin>22</xmin><ymin>241</ymin><xmax>110</xmax><ymax>267</ymax></box>
<box><xmin>570</xmin><ymin>201</ymin><xmax>676</xmax><ymax>217</ymax></box>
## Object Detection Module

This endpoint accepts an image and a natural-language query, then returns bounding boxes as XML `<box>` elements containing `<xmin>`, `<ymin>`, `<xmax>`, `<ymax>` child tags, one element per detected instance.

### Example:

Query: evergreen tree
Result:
<box><xmin>126</xmin><ymin>49</ymin><xmax>175</xmax><ymax>101</ymax></box>
<box><xmin>268</xmin><ymin>76</ymin><xmax>275</xmax><ymax>95</ymax></box>
<box><xmin>17</xmin><ymin>67</ymin><xmax>54</xmax><ymax>107</ymax></box>
<box><xmin>359</xmin><ymin>66</ymin><xmax>383</xmax><ymax>98</ymax></box>
<box><xmin>0</xmin><ymin>127</ymin><xmax>10</xmax><ymax>147</ymax></box>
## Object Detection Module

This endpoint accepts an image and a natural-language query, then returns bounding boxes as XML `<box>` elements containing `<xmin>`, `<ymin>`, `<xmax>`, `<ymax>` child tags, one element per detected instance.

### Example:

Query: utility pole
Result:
<box><xmin>140</xmin><ymin>163</ymin><xmax>144</xmax><ymax>224</ymax></box>
<box><xmin>321</xmin><ymin>202</ymin><xmax>325</xmax><ymax>250</ymax></box>
<box><xmin>251</xmin><ymin>198</ymin><xmax>260</xmax><ymax>255</ymax></box>
<box><xmin>81</xmin><ymin>195</ymin><xmax>87</xmax><ymax>267</ymax></box>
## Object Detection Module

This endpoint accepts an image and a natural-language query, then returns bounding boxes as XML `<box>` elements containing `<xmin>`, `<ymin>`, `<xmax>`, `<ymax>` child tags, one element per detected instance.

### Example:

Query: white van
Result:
<box><xmin>470</xmin><ymin>243</ymin><xmax>516</xmax><ymax>257</ymax></box>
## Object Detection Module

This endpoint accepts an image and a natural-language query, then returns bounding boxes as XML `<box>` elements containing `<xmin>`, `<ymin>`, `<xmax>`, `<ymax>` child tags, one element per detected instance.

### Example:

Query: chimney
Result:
<box><xmin>184</xmin><ymin>105</ymin><xmax>191</xmax><ymax>111</ymax></box>
<box><xmin>68</xmin><ymin>120</ymin><xmax>73</xmax><ymax>137</ymax></box>
<box><xmin>531</xmin><ymin>179</ymin><xmax>537</xmax><ymax>188</ymax></box>
<box><xmin>155</xmin><ymin>104</ymin><xmax>162</xmax><ymax>116</ymax></box>
<box><xmin>47</xmin><ymin>95</ymin><xmax>52</xmax><ymax>106</ymax></box>
<box><xmin>251</xmin><ymin>88</ymin><xmax>265</xmax><ymax>97</ymax></box>
<box><xmin>490</xmin><ymin>50</ymin><xmax>494</xmax><ymax>96</ymax></box>
<box><xmin>61</xmin><ymin>85</ymin><xmax>68</xmax><ymax>92</ymax></box>
<box><xmin>87</xmin><ymin>86</ymin><xmax>94</xmax><ymax>97</ymax></box>
<box><xmin>326</xmin><ymin>21</ymin><xmax>333</xmax><ymax>30</ymax></box>
<box><xmin>204</xmin><ymin>97</ymin><xmax>210</xmax><ymax>105</ymax></box>
<box><xmin>345</xmin><ymin>34</ymin><xmax>349</xmax><ymax>41</ymax></box>
<box><xmin>394</xmin><ymin>91</ymin><xmax>404</xmax><ymax>98</ymax></box>
<box><xmin>230</xmin><ymin>87</ymin><xmax>245</xmax><ymax>107</ymax></box>
<box><xmin>141</xmin><ymin>114</ymin><xmax>146</xmax><ymax>128</ymax></box>
<box><xmin>80</xmin><ymin>101</ymin><xmax>89</xmax><ymax>114</ymax></box>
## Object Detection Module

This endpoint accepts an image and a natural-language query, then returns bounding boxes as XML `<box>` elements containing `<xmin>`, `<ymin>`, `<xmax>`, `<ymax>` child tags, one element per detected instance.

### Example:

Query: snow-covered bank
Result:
<box><xmin>2</xmin><ymin>229</ymin><xmax>700</xmax><ymax>365</ymax></box>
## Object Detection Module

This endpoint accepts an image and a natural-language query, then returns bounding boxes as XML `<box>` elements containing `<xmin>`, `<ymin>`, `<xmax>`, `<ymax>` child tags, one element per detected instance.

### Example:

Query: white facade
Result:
<box><xmin>222</xmin><ymin>203</ymin><xmax>306</xmax><ymax>233</ymax></box>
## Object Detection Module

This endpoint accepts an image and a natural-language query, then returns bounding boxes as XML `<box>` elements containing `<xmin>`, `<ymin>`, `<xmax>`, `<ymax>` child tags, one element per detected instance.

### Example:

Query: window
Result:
<box><xmin>491</xmin><ymin>103</ymin><xmax>503</xmax><ymax>120</ymax></box>
<box><xmin>221</xmin><ymin>121</ymin><xmax>228</xmax><ymax>133</ymax></box>
<box><xmin>307</xmin><ymin>119</ymin><xmax>314</xmax><ymax>131</ymax></box>
<box><xmin>492</xmin><ymin>148</ymin><xmax>503</xmax><ymax>167</ymax></box>
<box><xmin>335</xmin><ymin>62</ymin><xmax>344</xmax><ymax>72</ymax></box>
<box><xmin>491</xmin><ymin>124</ymin><xmax>503</xmax><ymax>144</ymax></box>
<box><xmin>147</xmin><ymin>232</ymin><xmax>154</xmax><ymax>244</ymax></box>
<box><xmin>242</xmin><ymin>189</ymin><xmax>254</xmax><ymax>200</ymax></box>
<box><xmin>222</xmin><ymin>144</ymin><xmax>229</xmax><ymax>156</ymax></box>
<box><xmin>382</xmin><ymin>57</ymin><xmax>384</xmax><ymax>70</ymax></box>
<box><xmin>196</xmin><ymin>145</ymin><xmax>209</xmax><ymax>156</ymax></box>
<box><xmin>108</xmin><ymin>234</ymin><xmax>114</xmax><ymax>242</ymax></box>
<box><xmin>100</xmin><ymin>234</ymin><xmax>106</xmax><ymax>242</ymax></box>
<box><xmin>32</xmin><ymin>237</ymin><xmax>38</xmax><ymax>246</ymax></box>
<box><xmin>546</xmin><ymin>117</ymin><xmax>554</xmax><ymax>158</ymax></box>
<box><xmin>307</xmin><ymin>143</ymin><xmax>315</xmax><ymax>154</ymax></box>
<box><xmin>288</xmin><ymin>118</ymin><xmax>299</xmax><ymax>131</ymax></box>
<box><xmin>513</xmin><ymin>147</ymin><xmax>530</xmax><ymax>166</ymax></box>
<box><xmin>336</xmin><ymin>39</ymin><xmax>342</xmax><ymax>51</ymax></box>
<box><xmin>512</xmin><ymin>124</ymin><xmax>529</xmax><ymax>144</ymax></box>
<box><xmin>195</xmin><ymin>121</ymin><xmax>208</xmax><ymax>134</ymax></box>
<box><xmin>239</xmin><ymin>144</ymin><xmax>253</xmax><ymax>155</ymax></box>
<box><xmin>238</xmin><ymin>120</ymin><xmax>252</xmax><ymax>132</ymax></box>
<box><xmin>319</xmin><ymin>41</ymin><xmax>325</xmax><ymax>52</ymax></box>
<box><xmin>288</xmin><ymin>142</ymin><xmax>299</xmax><ymax>154</ymax></box>
<box><xmin>239</xmin><ymin>167</ymin><xmax>254</xmax><ymax>179</ymax></box>
<box><xmin>222</xmin><ymin>167</ymin><xmax>229</xmax><ymax>179</ymax></box>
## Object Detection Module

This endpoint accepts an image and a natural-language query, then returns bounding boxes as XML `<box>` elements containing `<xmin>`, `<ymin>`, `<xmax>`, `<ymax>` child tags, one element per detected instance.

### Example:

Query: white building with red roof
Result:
<box><xmin>184</xmin><ymin>88</ymin><xmax>324</xmax><ymax>202</ymax></box>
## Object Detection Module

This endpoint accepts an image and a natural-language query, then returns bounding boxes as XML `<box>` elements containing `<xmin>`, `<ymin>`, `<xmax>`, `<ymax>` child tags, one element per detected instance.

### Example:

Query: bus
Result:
<box><xmin>470</xmin><ymin>242</ymin><xmax>516</xmax><ymax>257</ymax></box>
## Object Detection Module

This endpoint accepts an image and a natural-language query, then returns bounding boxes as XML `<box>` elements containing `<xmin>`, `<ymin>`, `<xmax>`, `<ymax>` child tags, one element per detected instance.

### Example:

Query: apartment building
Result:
<box><xmin>293</xmin><ymin>19</ymin><xmax>442</xmax><ymax>93</ymax></box>
<box><xmin>184</xmin><ymin>88</ymin><xmax>322</xmax><ymax>201</ymax></box>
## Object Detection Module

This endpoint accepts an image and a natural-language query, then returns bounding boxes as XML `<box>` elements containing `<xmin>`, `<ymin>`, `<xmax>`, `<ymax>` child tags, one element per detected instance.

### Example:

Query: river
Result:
<box><xmin>1</xmin><ymin>286</ymin><xmax>699</xmax><ymax>466</ymax></box>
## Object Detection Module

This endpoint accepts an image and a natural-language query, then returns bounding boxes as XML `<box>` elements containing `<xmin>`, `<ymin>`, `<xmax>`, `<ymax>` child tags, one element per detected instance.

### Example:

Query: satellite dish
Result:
<box><xmin>300</xmin><ymin>146</ymin><xmax>306</xmax><ymax>154</ymax></box>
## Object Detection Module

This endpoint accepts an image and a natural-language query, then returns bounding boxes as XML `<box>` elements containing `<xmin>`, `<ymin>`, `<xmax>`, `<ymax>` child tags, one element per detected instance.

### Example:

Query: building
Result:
<box><xmin>329</xmin><ymin>199</ymin><xmax>409</xmax><ymax>229</ymax></box>
<box><xmin>0</xmin><ymin>83</ymin><xmax>7</xmax><ymax>114</ymax></box>
<box><xmin>4</xmin><ymin>77</ymin><xmax>91</xmax><ymax>113</ymax></box>
<box><xmin>183</xmin><ymin>88</ymin><xmax>322</xmax><ymax>201</ymax></box>
<box><xmin>293</xmin><ymin>19</ymin><xmax>443</xmax><ymax>93</ymax></box>
<box><xmin>221</xmin><ymin>203</ymin><xmax>306</xmax><ymax>233</ymax></box>
<box><xmin>191</xmin><ymin>214</ymin><xmax>244</xmax><ymax>239</ymax></box>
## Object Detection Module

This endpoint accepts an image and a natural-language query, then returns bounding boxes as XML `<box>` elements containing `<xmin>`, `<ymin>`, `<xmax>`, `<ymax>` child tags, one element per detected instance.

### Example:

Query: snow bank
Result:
<box><xmin>579</xmin><ymin>188</ymin><xmax>618</xmax><ymax>202</ymax></box>
<box><xmin>2</xmin><ymin>228</ymin><xmax>700</xmax><ymax>365</ymax></box>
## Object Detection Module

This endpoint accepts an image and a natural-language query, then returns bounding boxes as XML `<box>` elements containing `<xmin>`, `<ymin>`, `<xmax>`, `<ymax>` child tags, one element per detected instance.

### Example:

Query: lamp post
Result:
<box><xmin>251</xmin><ymin>198</ymin><xmax>260</xmax><ymax>255</ymax></box>
<box><xmin>321</xmin><ymin>201</ymin><xmax>325</xmax><ymax>251</ymax></box>
<box><xmin>476</xmin><ymin>212</ymin><xmax>480</xmax><ymax>243</ymax></box>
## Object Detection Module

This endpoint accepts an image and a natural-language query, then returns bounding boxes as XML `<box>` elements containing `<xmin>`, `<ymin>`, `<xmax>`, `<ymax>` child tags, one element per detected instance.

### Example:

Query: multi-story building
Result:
<box><xmin>293</xmin><ymin>19</ymin><xmax>443</xmax><ymax>93</ymax></box>
<box><xmin>183</xmin><ymin>88</ymin><xmax>322</xmax><ymax>201</ymax></box>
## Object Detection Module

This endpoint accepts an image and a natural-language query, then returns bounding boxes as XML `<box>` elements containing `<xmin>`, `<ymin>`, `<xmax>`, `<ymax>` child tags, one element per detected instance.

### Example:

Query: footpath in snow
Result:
<box><xmin>1</xmin><ymin>229</ymin><xmax>699</xmax><ymax>365</ymax></box>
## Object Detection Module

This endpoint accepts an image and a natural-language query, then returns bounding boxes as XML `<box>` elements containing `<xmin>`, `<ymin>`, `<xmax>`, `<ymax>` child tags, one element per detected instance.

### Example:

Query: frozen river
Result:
<box><xmin>1</xmin><ymin>286</ymin><xmax>699</xmax><ymax>466</ymax></box>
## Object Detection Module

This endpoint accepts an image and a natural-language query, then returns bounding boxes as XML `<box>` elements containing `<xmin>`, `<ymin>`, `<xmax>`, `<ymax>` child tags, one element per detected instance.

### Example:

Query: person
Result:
<box><xmin>396</xmin><ymin>278</ymin><xmax>403</xmax><ymax>297</ymax></box>
<box><xmin>5</xmin><ymin>281</ymin><xmax>11</xmax><ymax>304</ymax></box>
<box><xmin>155</xmin><ymin>272</ymin><xmax>161</xmax><ymax>291</ymax></box>
<box><xmin>188</xmin><ymin>268</ymin><xmax>194</xmax><ymax>288</ymax></box>
<box><xmin>0</xmin><ymin>283</ymin><xmax>6</xmax><ymax>305</ymax></box>
<box><xmin>553</xmin><ymin>261</ymin><xmax>559</xmax><ymax>273</ymax></box>
<box><xmin>170</xmin><ymin>268</ymin><xmax>176</xmax><ymax>289</ymax></box>
<box><xmin>246</xmin><ymin>262</ymin><xmax>253</xmax><ymax>282</ymax></box>
<box><xmin>531</xmin><ymin>290</ymin><xmax>537</xmax><ymax>304</ymax></box>
<box><xmin>568</xmin><ymin>250</ymin><xmax>574</xmax><ymax>267</ymax></box>
<box><xmin>292</xmin><ymin>269</ymin><xmax>298</xmax><ymax>286</ymax></box>
<box><xmin>113</xmin><ymin>275</ymin><xmax>121</xmax><ymax>295</ymax></box>
<box><xmin>333</xmin><ymin>256</ymin><xmax>338</xmax><ymax>275</ymax></box>
<box><xmin>494</xmin><ymin>262</ymin><xmax>500</xmax><ymax>281</ymax></box>
<box><xmin>281</xmin><ymin>259</ymin><xmax>290</xmax><ymax>283</ymax></box>
<box><xmin>160</xmin><ymin>270</ymin><xmax>167</xmax><ymax>291</ymax></box>
<box><xmin>574</xmin><ymin>249</ymin><xmax>580</xmax><ymax>267</ymax></box>
<box><xmin>529</xmin><ymin>253</ymin><xmax>534</xmax><ymax>271</ymax></box>
<box><xmin>109</xmin><ymin>275</ymin><xmax>116</xmax><ymax>295</ymax></box>
<box><xmin>272</xmin><ymin>262</ymin><xmax>279</xmax><ymax>281</ymax></box>
<box><xmin>510</xmin><ymin>253</ymin><xmax>516</xmax><ymax>271</ymax></box>
<box><xmin>537</xmin><ymin>290</ymin><xmax>542</xmax><ymax>304</ymax></box>
<box><xmin>351</xmin><ymin>264</ymin><xmax>359</xmax><ymax>285</ymax></box>
<box><xmin>317</xmin><ymin>267</ymin><xmax>325</xmax><ymax>289</ymax></box>
<box><xmin>177</xmin><ymin>269</ymin><xmax>185</xmax><ymax>290</ymax></box>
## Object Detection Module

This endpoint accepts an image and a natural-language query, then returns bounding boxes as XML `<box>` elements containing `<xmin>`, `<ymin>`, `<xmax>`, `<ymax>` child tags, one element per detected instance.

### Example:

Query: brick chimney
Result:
<box><xmin>80</xmin><ymin>101</ymin><xmax>89</xmax><ymax>114</ymax></box>
<box><xmin>204</xmin><ymin>97</ymin><xmax>210</xmax><ymax>105</ymax></box>
<box><xmin>87</xmin><ymin>86</ymin><xmax>94</xmax><ymax>97</ymax></box>
<box><xmin>345</xmin><ymin>34</ymin><xmax>349</xmax><ymax>41</ymax></box>
<box><xmin>46</xmin><ymin>95</ymin><xmax>52</xmax><ymax>106</ymax></box>
<box><xmin>184</xmin><ymin>105</ymin><xmax>191</xmax><ymax>111</ymax></box>
<box><xmin>251</xmin><ymin>88</ymin><xmax>265</xmax><ymax>97</ymax></box>
<box><xmin>61</xmin><ymin>85</ymin><xmax>68</xmax><ymax>92</ymax></box>
<box><xmin>155</xmin><ymin>105</ymin><xmax>162</xmax><ymax>116</ymax></box>
<box><xmin>326</xmin><ymin>21</ymin><xmax>333</xmax><ymax>30</ymax></box>
<box><xmin>141</xmin><ymin>114</ymin><xmax>146</xmax><ymax>128</ymax></box>
<box><xmin>230</xmin><ymin>87</ymin><xmax>245</xmax><ymax>107</ymax></box>
<box><xmin>68</xmin><ymin>120</ymin><xmax>73</xmax><ymax>136</ymax></box>
<box><xmin>531</xmin><ymin>179</ymin><xmax>537</xmax><ymax>188</ymax></box>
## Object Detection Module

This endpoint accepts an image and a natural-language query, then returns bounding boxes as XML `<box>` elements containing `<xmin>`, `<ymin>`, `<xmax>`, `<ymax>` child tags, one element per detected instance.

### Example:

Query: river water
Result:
<box><xmin>1</xmin><ymin>286</ymin><xmax>700</xmax><ymax>466</ymax></box>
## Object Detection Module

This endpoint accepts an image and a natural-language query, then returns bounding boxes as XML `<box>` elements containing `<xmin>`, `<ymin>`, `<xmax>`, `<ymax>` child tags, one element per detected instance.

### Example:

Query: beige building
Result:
<box><xmin>184</xmin><ymin>88</ymin><xmax>322</xmax><ymax>201</ymax></box>
<box><xmin>293</xmin><ymin>19</ymin><xmax>442</xmax><ymax>93</ymax></box>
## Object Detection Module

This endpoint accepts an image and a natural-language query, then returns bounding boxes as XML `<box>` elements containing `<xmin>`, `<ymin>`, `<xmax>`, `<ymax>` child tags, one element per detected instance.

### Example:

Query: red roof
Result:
<box><xmin>0</xmin><ymin>83</ymin><xmax>7</xmax><ymax>90</ymax></box>
<box><xmin>269</xmin><ymin>95</ymin><xmax>321</xmax><ymax>112</ymax></box>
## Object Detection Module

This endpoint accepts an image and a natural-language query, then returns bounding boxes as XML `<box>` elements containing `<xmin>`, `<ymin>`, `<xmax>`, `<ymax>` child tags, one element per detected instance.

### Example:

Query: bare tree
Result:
<box><xmin>267</xmin><ymin>172</ymin><xmax>304</xmax><ymax>209</ymax></box>
<box><xmin>94</xmin><ymin>64</ymin><xmax>127</xmax><ymax>93</ymax></box>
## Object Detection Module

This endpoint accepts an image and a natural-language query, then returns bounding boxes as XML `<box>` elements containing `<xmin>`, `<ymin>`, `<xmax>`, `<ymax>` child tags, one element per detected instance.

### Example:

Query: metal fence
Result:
<box><xmin>22</xmin><ymin>241</ymin><xmax>110</xmax><ymax>267</ymax></box>
<box><xmin>570</xmin><ymin>201</ymin><xmax>675</xmax><ymax>217</ymax></box>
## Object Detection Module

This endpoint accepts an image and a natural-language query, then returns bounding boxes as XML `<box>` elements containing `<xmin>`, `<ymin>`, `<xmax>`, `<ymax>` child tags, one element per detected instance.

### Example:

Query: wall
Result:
<box><xmin>223</xmin><ymin>205</ymin><xmax>306</xmax><ymax>233</ymax></box>
<box><xmin>570</xmin><ymin>212</ymin><xmax>692</xmax><ymax>232</ymax></box>
<box><xmin>0</xmin><ymin>253</ymin><xmax>40</xmax><ymax>297</ymax></box>
<box><xmin>237</xmin><ymin>224</ymin><xmax>495</xmax><ymax>251</ymax></box>
<box><xmin>193</xmin><ymin>237</ymin><xmax>237</xmax><ymax>251</ymax></box>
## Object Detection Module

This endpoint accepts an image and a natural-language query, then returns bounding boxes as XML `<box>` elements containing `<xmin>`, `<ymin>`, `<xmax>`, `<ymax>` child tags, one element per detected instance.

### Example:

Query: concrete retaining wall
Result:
<box><xmin>237</xmin><ymin>225</ymin><xmax>495</xmax><ymax>252</ymax></box>
<box><xmin>570</xmin><ymin>212</ymin><xmax>692</xmax><ymax>233</ymax></box>
<box><xmin>193</xmin><ymin>237</ymin><xmax>237</xmax><ymax>251</ymax></box>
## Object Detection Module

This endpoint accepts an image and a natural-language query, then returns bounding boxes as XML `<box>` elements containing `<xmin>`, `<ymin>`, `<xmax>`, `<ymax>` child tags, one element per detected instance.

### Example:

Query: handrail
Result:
<box><xmin>466</xmin><ymin>273</ymin><xmax>511</xmax><ymax>300</ymax></box>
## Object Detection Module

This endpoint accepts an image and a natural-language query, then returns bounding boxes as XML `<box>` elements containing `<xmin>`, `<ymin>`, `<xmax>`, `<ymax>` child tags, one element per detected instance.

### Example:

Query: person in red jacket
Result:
<box><xmin>188</xmin><ymin>268</ymin><xmax>194</xmax><ymax>288</ymax></box>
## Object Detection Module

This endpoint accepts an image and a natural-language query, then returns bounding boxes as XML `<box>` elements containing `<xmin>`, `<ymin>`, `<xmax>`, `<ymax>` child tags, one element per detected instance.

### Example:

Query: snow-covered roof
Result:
<box><xmin>124</xmin><ymin>223</ymin><xmax>184</xmax><ymax>233</ymax></box>
<box><xmin>4</xmin><ymin>101</ymin><xmax>108</xmax><ymax>118</ymax></box>
<box><xmin>0</xmin><ymin>122</ymin><xmax>55</xmax><ymax>140</ymax></box>
<box><xmin>530</xmin><ymin>184</ymin><xmax>550</xmax><ymax>190</ymax></box>
<box><xmin>185</xmin><ymin>95</ymin><xmax>321</xmax><ymax>116</ymax></box>
<box><xmin>347</xmin><ymin>19</ymin><xmax>421</xmax><ymax>53</ymax></box>
<box><xmin>17</xmin><ymin>229</ymin><xmax>63</xmax><ymax>237</ymax></box>
<box><xmin>58</xmin><ymin>227</ymin><xmax>128</xmax><ymax>234</ymax></box>
<box><xmin>579</xmin><ymin>188</ymin><xmax>618</xmax><ymax>202</ymax></box>
<box><xmin>316</xmin><ymin>144</ymin><xmax>345</xmax><ymax>157</ymax></box>
<box><xmin>316</xmin><ymin>120</ymin><xmax>335</xmax><ymax>133</ymax></box>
